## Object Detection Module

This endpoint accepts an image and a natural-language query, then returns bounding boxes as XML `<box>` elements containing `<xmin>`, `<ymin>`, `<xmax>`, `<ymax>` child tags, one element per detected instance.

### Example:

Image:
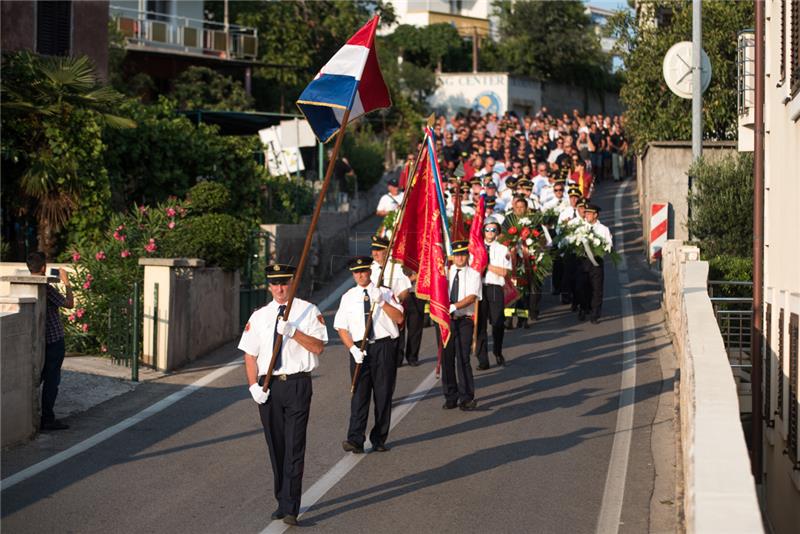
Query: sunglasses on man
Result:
<box><xmin>484</xmin><ymin>227</ymin><xmax>499</xmax><ymax>233</ymax></box>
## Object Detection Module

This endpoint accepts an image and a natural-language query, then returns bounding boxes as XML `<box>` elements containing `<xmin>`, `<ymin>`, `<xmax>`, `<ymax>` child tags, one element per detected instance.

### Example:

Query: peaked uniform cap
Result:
<box><xmin>266</xmin><ymin>264</ymin><xmax>296</xmax><ymax>279</ymax></box>
<box><xmin>348</xmin><ymin>256</ymin><xmax>373</xmax><ymax>271</ymax></box>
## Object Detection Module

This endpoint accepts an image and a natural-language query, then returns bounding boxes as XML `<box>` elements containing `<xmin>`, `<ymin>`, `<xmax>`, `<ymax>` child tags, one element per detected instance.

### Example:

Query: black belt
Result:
<box><xmin>352</xmin><ymin>337</ymin><xmax>391</xmax><ymax>346</ymax></box>
<box><xmin>258</xmin><ymin>372</ymin><xmax>311</xmax><ymax>386</ymax></box>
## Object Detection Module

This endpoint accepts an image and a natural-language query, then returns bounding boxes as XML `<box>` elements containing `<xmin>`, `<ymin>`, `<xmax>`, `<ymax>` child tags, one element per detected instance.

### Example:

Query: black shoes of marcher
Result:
<box><xmin>443</xmin><ymin>400</ymin><xmax>458</xmax><ymax>409</ymax></box>
<box><xmin>561</xmin><ymin>294</ymin><xmax>572</xmax><ymax>305</ymax></box>
<box><xmin>342</xmin><ymin>440</ymin><xmax>365</xmax><ymax>454</ymax></box>
<box><xmin>459</xmin><ymin>400</ymin><xmax>478</xmax><ymax>411</ymax></box>
<box><xmin>495</xmin><ymin>354</ymin><xmax>505</xmax><ymax>366</ymax></box>
<box><xmin>41</xmin><ymin>419</ymin><xmax>69</xmax><ymax>431</ymax></box>
<box><xmin>476</xmin><ymin>363</ymin><xmax>490</xmax><ymax>371</ymax></box>
<box><xmin>373</xmin><ymin>444</ymin><xmax>390</xmax><ymax>452</ymax></box>
<box><xmin>271</xmin><ymin>510</ymin><xmax>286</xmax><ymax>520</ymax></box>
<box><xmin>283</xmin><ymin>515</ymin><xmax>299</xmax><ymax>526</ymax></box>
<box><xmin>408</xmin><ymin>360</ymin><xmax>420</xmax><ymax>367</ymax></box>
<box><xmin>578</xmin><ymin>310</ymin><xmax>586</xmax><ymax>321</ymax></box>
<box><xmin>590</xmin><ymin>317</ymin><xmax>600</xmax><ymax>324</ymax></box>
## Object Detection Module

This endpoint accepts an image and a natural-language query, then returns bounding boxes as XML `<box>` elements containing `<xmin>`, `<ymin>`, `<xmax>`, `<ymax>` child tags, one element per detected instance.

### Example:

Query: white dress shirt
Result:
<box><xmin>376</xmin><ymin>192</ymin><xmax>404</xmax><ymax>214</ymax></box>
<box><xmin>590</xmin><ymin>220</ymin><xmax>614</xmax><ymax>249</ymax></box>
<box><xmin>238</xmin><ymin>298</ymin><xmax>328</xmax><ymax>377</ymax></box>
<box><xmin>557</xmin><ymin>206</ymin><xmax>580</xmax><ymax>226</ymax></box>
<box><xmin>448</xmin><ymin>265</ymin><xmax>482</xmax><ymax>317</ymax></box>
<box><xmin>482</xmin><ymin>241</ymin><xmax>512</xmax><ymax>286</ymax></box>
<box><xmin>333</xmin><ymin>283</ymin><xmax>404</xmax><ymax>342</ymax></box>
<box><xmin>370</xmin><ymin>261</ymin><xmax>412</xmax><ymax>297</ymax></box>
<box><xmin>543</xmin><ymin>195</ymin><xmax>568</xmax><ymax>212</ymax></box>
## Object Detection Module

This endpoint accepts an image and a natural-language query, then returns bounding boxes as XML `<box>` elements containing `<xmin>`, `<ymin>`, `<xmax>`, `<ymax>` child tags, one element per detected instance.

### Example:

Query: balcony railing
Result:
<box><xmin>110</xmin><ymin>5</ymin><xmax>258</xmax><ymax>61</ymax></box>
<box><xmin>736</xmin><ymin>30</ymin><xmax>755</xmax><ymax>117</ymax></box>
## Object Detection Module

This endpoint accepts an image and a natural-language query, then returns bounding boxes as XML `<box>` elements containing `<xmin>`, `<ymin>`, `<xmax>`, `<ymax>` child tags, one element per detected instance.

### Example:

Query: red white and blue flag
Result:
<box><xmin>296</xmin><ymin>16</ymin><xmax>391</xmax><ymax>143</ymax></box>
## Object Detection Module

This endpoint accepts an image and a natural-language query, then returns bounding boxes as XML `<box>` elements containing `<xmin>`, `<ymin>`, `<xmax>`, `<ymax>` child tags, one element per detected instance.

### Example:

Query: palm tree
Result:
<box><xmin>1</xmin><ymin>52</ymin><xmax>136</xmax><ymax>257</ymax></box>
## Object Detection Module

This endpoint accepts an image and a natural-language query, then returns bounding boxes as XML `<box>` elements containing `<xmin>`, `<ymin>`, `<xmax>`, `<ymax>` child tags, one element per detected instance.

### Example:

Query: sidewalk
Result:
<box><xmin>56</xmin><ymin>356</ymin><xmax>168</xmax><ymax>420</ymax></box>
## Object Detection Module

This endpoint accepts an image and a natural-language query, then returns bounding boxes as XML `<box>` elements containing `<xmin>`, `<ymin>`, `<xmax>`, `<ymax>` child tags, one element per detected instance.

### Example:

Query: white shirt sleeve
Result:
<box><xmin>333</xmin><ymin>294</ymin><xmax>350</xmax><ymax>332</ymax></box>
<box><xmin>238</xmin><ymin>311</ymin><xmax>262</xmax><ymax>355</ymax></box>
<box><xmin>300</xmin><ymin>304</ymin><xmax>329</xmax><ymax>344</ymax></box>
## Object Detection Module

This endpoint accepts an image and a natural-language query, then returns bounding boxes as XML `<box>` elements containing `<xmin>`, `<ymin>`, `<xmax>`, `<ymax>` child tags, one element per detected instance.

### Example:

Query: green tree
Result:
<box><xmin>489</xmin><ymin>0</ymin><xmax>612</xmax><ymax>88</ymax></box>
<box><xmin>1</xmin><ymin>52</ymin><xmax>135</xmax><ymax>257</ymax></box>
<box><xmin>606</xmin><ymin>0</ymin><xmax>753</xmax><ymax>152</ymax></box>
<box><xmin>170</xmin><ymin>66</ymin><xmax>253</xmax><ymax>111</ymax></box>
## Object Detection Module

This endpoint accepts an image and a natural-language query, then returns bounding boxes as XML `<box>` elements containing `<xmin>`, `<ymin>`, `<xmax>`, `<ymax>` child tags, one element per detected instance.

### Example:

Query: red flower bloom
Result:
<box><xmin>533</xmin><ymin>229</ymin><xmax>541</xmax><ymax>238</ymax></box>
<box><xmin>508</xmin><ymin>226</ymin><xmax>518</xmax><ymax>235</ymax></box>
<box><xmin>521</xmin><ymin>228</ymin><xmax>530</xmax><ymax>239</ymax></box>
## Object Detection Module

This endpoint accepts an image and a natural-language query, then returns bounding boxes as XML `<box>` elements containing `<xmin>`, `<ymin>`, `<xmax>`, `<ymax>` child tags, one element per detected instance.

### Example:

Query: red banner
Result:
<box><xmin>392</xmin><ymin>144</ymin><xmax>450</xmax><ymax>346</ymax></box>
<box><xmin>468</xmin><ymin>194</ymin><xmax>488</xmax><ymax>273</ymax></box>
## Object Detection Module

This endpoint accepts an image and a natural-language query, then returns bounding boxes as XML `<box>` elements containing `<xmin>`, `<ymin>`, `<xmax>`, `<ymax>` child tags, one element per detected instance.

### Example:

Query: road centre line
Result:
<box><xmin>0</xmin><ymin>275</ymin><xmax>355</xmax><ymax>492</ymax></box>
<box><xmin>261</xmin><ymin>369</ymin><xmax>440</xmax><ymax>534</ymax></box>
<box><xmin>595</xmin><ymin>180</ymin><xmax>639</xmax><ymax>534</ymax></box>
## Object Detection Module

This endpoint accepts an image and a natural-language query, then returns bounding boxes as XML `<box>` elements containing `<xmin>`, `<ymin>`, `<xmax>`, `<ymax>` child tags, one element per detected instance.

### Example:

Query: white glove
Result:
<box><xmin>349</xmin><ymin>345</ymin><xmax>365</xmax><ymax>364</ymax></box>
<box><xmin>276</xmin><ymin>319</ymin><xmax>296</xmax><ymax>338</ymax></box>
<box><xmin>449</xmin><ymin>303</ymin><xmax>457</xmax><ymax>314</ymax></box>
<box><xmin>367</xmin><ymin>286</ymin><xmax>382</xmax><ymax>304</ymax></box>
<box><xmin>249</xmin><ymin>383</ymin><xmax>270</xmax><ymax>404</ymax></box>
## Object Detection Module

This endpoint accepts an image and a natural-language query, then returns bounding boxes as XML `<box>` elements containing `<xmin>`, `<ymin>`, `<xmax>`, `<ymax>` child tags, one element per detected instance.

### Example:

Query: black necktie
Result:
<box><xmin>450</xmin><ymin>269</ymin><xmax>460</xmax><ymax>304</ymax></box>
<box><xmin>273</xmin><ymin>304</ymin><xmax>286</xmax><ymax>371</ymax></box>
<box><xmin>363</xmin><ymin>289</ymin><xmax>375</xmax><ymax>341</ymax></box>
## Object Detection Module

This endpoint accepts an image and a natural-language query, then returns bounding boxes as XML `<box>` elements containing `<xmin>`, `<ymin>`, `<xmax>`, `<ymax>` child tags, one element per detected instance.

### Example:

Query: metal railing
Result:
<box><xmin>736</xmin><ymin>30</ymin><xmax>755</xmax><ymax>117</ymax></box>
<box><xmin>110</xmin><ymin>5</ymin><xmax>258</xmax><ymax>61</ymax></box>
<box><xmin>708</xmin><ymin>280</ymin><xmax>753</xmax><ymax>373</ymax></box>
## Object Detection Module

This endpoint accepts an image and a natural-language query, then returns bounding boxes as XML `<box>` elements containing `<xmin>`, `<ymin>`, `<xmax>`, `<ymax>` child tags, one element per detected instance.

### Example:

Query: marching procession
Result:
<box><xmin>238</xmin><ymin>16</ymin><xmax>627</xmax><ymax>526</ymax></box>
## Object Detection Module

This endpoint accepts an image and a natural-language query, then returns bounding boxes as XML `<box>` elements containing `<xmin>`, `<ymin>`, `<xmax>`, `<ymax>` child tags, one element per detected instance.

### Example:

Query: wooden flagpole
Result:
<box><xmin>350</xmin><ymin>115</ymin><xmax>434</xmax><ymax>394</ymax></box>
<box><xmin>261</xmin><ymin>107</ymin><xmax>353</xmax><ymax>393</ymax></box>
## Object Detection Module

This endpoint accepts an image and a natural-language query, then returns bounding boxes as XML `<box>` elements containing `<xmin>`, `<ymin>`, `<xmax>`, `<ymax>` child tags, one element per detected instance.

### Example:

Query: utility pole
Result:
<box><xmin>691</xmin><ymin>0</ymin><xmax>702</xmax><ymax>160</ymax></box>
<box><xmin>472</xmin><ymin>26</ymin><xmax>479</xmax><ymax>73</ymax></box>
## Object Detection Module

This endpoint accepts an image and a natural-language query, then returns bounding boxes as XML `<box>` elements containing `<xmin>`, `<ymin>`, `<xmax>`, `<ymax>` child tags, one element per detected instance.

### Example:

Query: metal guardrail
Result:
<box><xmin>109</xmin><ymin>5</ymin><xmax>258</xmax><ymax>61</ymax></box>
<box><xmin>737</xmin><ymin>30</ymin><xmax>755</xmax><ymax>117</ymax></box>
<box><xmin>708</xmin><ymin>280</ymin><xmax>753</xmax><ymax>373</ymax></box>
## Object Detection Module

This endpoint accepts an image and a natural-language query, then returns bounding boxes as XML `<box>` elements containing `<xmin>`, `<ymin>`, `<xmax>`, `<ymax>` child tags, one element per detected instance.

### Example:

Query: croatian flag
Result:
<box><xmin>296</xmin><ymin>16</ymin><xmax>391</xmax><ymax>143</ymax></box>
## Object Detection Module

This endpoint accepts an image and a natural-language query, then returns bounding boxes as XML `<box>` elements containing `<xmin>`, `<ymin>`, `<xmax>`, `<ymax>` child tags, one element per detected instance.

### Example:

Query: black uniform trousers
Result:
<box><xmin>476</xmin><ymin>284</ymin><xmax>505</xmax><ymax>366</ymax></box>
<box><xmin>348</xmin><ymin>337</ymin><xmax>397</xmax><ymax>448</ymax></box>
<box><xmin>561</xmin><ymin>252</ymin><xmax>578</xmax><ymax>302</ymax></box>
<box><xmin>552</xmin><ymin>256</ymin><xmax>565</xmax><ymax>294</ymax></box>
<box><xmin>441</xmin><ymin>317</ymin><xmax>475</xmax><ymax>404</ymax></box>
<box><xmin>399</xmin><ymin>293</ymin><xmax>425</xmax><ymax>365</ymax></box>
<box><xmin>576</xmin><ymin>257</ymin><xmax>605</xmax><ymax>319</ymax></box>
<box><xmin>257</xmin><ymin>374</ymin><xmax>312</xmax><ymax>517</ymax></box>
<box><xmin>528</xmin><ymin>277</ymin><xmax>542</xmax><ymax>318</ymax></box>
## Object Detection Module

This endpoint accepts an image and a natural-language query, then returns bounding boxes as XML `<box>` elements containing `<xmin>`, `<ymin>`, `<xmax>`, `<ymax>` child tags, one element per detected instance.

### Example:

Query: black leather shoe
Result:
<box><xmin>443</xmin><ymin>400</ymin><xmax>458</xmax><ymax>409</ymax></box>
<box><xmin>342</xmin><ymin>440</ymin><xmax>365</xmax><ymax>454</ymax></box>
<box><xmin>590</xmin><ymin>317</ymin><xmax>600</xmax><ymax>324</ymax></box>
<box><xmin>476</xmin><ymin>363</ymin><xmax>490</xmax><ymax>371</ymax></box>
<box><xmin>408</xmin><ymin>360</ymin><xmax>420</xmax><ymax>367</ymax></box>
<box><xmin>495</xmin><ymin>354</ymin><xmax>505</xmax><ymax>366</ymax></box>
<box><xmin>373</xmin><ymin>444</ymin><xmax>390</xmax><ymax>452</ymax></box>
<box><xmin>578</xmin><ymin>310</ymin><xmax>586</xmax><ymax>321</ymax></box>
<box><xmin>271</xmin><ymin>510</ymin><xmax>286</xmax><ymax>520</ymax></box>
<box><xmin>282</xmin><ymin>515</ymin><xmax>299</xmax><ymax>526</ymax></box>
<box><xmin>571</xmin><ymin>303</ymin><xmax>578</xmax><ymax>312</ymax></box>
<box><xmin>459</xmin><ymin>400</ymin><xmax>478</xmax><ymax>411</ymax></box>
<box><xmin>40</xmin><ymin>419</ymin><xmax>69</xmax><ymax>431</ymax></box>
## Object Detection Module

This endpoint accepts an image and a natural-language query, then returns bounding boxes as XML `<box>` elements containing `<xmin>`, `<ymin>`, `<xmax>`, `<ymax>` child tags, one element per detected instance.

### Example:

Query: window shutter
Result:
<box><xmin>778</xmin><ymin>308</ymin><xmax>785</xmax><ymax>419</ymax></box>
<box><xmin>766</xmin><ymin>303</ymin><xmax>774</xmax><ymax>426</ymax></box>
<box><xmin>789</xmin><ymin>313</ymin><xmax>799</xmax><ymax>466</ymax></box>
<box><xmin>36</xmin><ymin>1</ymin><xmax>72</xmax><ymax>56</ymax></box>
<box><xmin>791</xmin><ymin>0</ymin><xmax>800</xmax><ymax>95</ymax></box>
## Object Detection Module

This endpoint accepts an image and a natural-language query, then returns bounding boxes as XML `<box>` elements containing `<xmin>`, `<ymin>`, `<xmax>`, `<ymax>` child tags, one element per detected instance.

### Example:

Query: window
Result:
<box><xmin>766</xmin><ymin>303</ymin><xmax>774</xmax><ymax>426</ymax></box>
<box><xmin>780</xmin><ymin>0</ymin><xmax>787</xmax><ymax>85</ymax></box>
<box><xmin>789</xmin><ymin>313</ymin><xmax>798</xmax><ymax>466</ymax></box>
<box><xmin>792</xmin><ymin>0</ymin><xmax>800</xmax><ymax>96</ymax></box>
<box><xmin>36</xmin><ymin>1</ymin><xmax>71</xmax><ymax>56</ymax></box>
<box><xmin>778</xmin><ymin>308</ymin><xmax>785</xmax><ymax>419</ymax></box>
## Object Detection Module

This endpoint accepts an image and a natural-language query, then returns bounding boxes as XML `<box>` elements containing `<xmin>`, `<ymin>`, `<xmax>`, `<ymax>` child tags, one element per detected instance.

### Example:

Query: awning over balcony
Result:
<box><xmin>178</xmin><ymin>110</ymin><xmax>302</xmax><ymax>136</ymax></box>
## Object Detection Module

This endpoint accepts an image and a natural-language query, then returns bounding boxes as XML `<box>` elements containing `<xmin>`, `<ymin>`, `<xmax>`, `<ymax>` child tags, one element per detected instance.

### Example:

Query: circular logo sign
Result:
<box><xmin>472</xmin><ymin>91</ymin><xmax>501</xmax><ymax>115</ymax></box>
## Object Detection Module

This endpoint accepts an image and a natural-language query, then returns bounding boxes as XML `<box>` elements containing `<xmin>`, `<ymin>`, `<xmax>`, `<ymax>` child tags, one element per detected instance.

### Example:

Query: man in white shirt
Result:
<box><xmin>476</xmin><ymin>219</ymin><xmax>512</xmax><ymax>369</ymax></box>
<box><xmin>542</xmin><ymin>180</ymin><xmax>568</xmax><ymax>212</ymax></box>
<box><xmin>576</xmin><ymin>204</ymin><xmax>613</xmax><ymax>323</ymax></box>
<box><xmin>239</xmin><ymin>264</ymin><xmax>328</xmax><ymax>527</ymax></box>
<box><xmin>369</xmin><ymin>235</ymin><xmax>415</xmax><ymax>367</ymax></box>
<box><xmin>442</xmin><ymin>240</ymin><xmax>482</xmax><ymax>411</ymax></box>
<box><xmin>334</xmin><ymin>256</ymin><xmax>404</xmax><ymax>453</ymax></box>
<box><xmin>531</xmin><ymin>163</ymin><xmax>550</xmax><ymax>198</ymax></box>
<box><xmin>376</xmin><ymin>178</ymin><xmax>404</xmax><ymax>217</ymax></box>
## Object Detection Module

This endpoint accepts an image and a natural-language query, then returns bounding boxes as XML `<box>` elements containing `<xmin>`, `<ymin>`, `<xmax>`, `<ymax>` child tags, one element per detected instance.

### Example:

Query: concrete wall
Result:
<box><xmin>0</xmin><ymin>297</ymin><xmax>40</xmax><ymax>447</ymax></box>
<box><xmin>636</xmin><ymin>141</ymin><xmax>737</xmax><ymax>259</ymax></box>
<box><xmin>72</xmin><ymin>1</ymin><xmax>109</xmax><ymax>81</ymax></box>
<box><xmin>661</xmin><ymin>240</ymin><xmax>763</xmax><ymax>533</ymax></box>
<box><xmin>140</xmin><ymin>259</ymin><xmax>240</xmax><ymax>371</ymax></box>
<box><xmin>1</xmin><ymin>1</ymin><xmax>35</xmax><ymax>51</ymax></box>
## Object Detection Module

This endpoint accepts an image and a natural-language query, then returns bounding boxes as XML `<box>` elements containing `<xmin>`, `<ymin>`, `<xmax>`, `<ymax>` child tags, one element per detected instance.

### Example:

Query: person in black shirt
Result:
<box><xmin>453</xmin><ymin>128</ymin><xmax>472</xmax><ymax>162</ymax></box>
<box><xmin>588</xmin><ymin>123</ymin><xmax>604</xmax><ymax>182</ymax></box>
<box><xmin>329</xmin><ymin>148</ymin><xmax>355</xmax><ymax>204</ymax></box>
<box><xmin>608</xmin><ymin>125</ymin><xmax>624</xmax><ymax>182</ymax></box>
<box><xmin>442</xmin><ymin>132</ymin><xmax>460</xmax><ymax>164</ymax></box>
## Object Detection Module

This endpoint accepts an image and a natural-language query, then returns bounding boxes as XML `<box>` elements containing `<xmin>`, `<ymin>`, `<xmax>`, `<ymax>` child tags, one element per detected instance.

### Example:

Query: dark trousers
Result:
<box><xmin>590</xmin><ymin>152</ymin><xmax>603</xmax><ymax>181</ymax></box>
<box><xmin>576</xmin><ymin>258</ymin><xmax>605</xmax><ymax>318</ymax></box>
<box><xmin>400</xmin><ymin>294</ymin><xmax>425</xmax><ymax>365</ymax></box>
<box><xmin>441</xmin><ymin>317</ymin><xmax>475</xmax><ymax>404</ymax></box>
<box><xmin>528</xmin><ymin>278</ymin><xmax>542</xmax><ymax>318</ymax></box>
<box><xmin>561</xmin><ymin>253</ymin><xmax>578</xmax><ymax>301</ymax></box>
<box><xmin>348</xmin><ymin>337</ymin><xmax>397</xmax><ymax>448</ymax></box>
<box><xmin>476</xmin><ymin>284</ymin><xmax>505</xmax><ymax>366</ymax></box>
<box><xmin>552</xmin><ymin>256</ymin><xmax>564</xmax><ymax>294</ymax></box>
<box><xmin>258</xmin><ymin>375</ymin><xmax>312</xmax><ymax>517</ymax></box>
<box><xmin>41</xmin><ymin>338</ymin><xmax>65</xmax><ymax>422</ymax></box>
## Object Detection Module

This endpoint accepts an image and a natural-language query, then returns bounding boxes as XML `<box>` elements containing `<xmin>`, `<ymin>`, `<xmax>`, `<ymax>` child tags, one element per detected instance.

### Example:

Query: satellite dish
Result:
<box><xmin>663</xmin><ymin>41</ymin><xmax>712</xmax><ymax>99</ymax></box>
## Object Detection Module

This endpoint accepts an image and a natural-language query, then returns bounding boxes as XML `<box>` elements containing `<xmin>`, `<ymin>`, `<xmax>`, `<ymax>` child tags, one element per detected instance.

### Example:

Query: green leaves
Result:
<box><xmin>170</xmin><ymin>66</ymin><xmax>253</xmax><ymax>111</ymax></box>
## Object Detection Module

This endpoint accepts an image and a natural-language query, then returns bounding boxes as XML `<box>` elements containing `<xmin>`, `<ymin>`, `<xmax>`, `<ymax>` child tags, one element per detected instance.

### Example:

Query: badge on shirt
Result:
<box><xmin>244</xmin><ymin>322</ymin><xmax>251</xmax><ymax>332</ymax></box>
<box><xmin>317</xmin><ymin>315</ymin><xmax>326</xmax><ymax>325</ymax></box>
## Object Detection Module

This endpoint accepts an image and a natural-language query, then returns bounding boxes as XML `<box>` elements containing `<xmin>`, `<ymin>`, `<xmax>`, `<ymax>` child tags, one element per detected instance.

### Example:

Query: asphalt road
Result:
<box><xmin>1</xmin><ymin>179</ymin><xmax>676</xmax><ymax>534</ymax></box>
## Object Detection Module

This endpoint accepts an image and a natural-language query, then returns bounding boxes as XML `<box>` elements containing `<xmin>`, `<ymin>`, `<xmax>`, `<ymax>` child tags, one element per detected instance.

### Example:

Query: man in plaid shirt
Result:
<box><xmin>27</xmin><ymin>252</ymin><xmax>74</xmax><ymax>431</ymax></box>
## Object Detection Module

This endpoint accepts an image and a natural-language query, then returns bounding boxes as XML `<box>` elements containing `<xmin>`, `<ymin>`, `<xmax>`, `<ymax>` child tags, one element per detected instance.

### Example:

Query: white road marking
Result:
<box><xmin>0</xmin><ymin>275</ymin><xmax>356</xmax><ymax>492</ymax></box>
<box><xmin>595</xmin><ymin>179</ymin><xmax>639</xmax><ymax>534</ymax></box>
<box><xmin>260</xmin><ymin>370</ymin><xmax>440</xmax><ymax>534</ymax></box>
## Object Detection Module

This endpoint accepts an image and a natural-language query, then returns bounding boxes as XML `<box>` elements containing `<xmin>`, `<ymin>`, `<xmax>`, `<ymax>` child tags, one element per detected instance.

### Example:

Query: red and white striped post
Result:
<box><xmin>649</xmin><ymin>202</ymin><xmax>669</xmax><ymax>262</ymax></box>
